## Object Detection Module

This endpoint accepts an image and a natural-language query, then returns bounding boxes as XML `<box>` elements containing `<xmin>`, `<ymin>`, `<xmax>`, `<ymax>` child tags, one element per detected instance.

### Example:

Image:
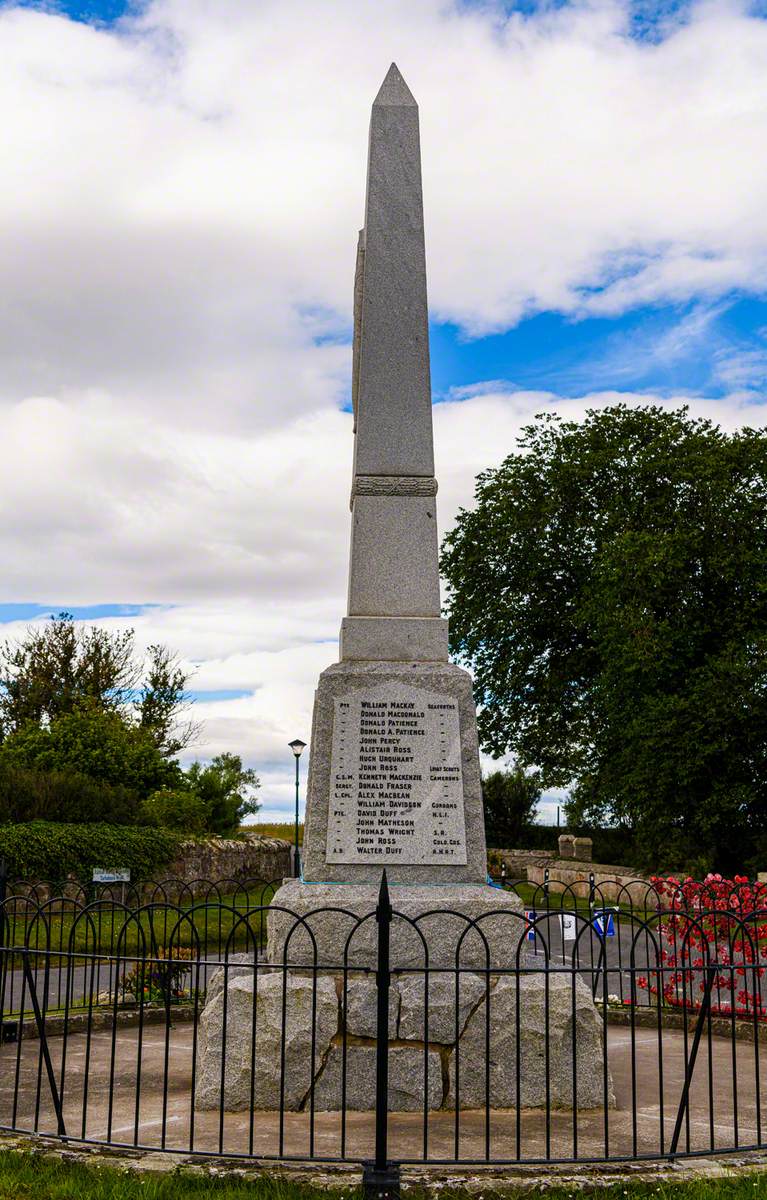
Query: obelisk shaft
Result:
<box><xmin>341</xmin><ymin>63</ymin><xmax>448</xmax><ymax>664</ymax></box>
<box><xmin>298</xmin><ymin>65</ymin><xmax>488</xmax><ymax>885</ymax></box>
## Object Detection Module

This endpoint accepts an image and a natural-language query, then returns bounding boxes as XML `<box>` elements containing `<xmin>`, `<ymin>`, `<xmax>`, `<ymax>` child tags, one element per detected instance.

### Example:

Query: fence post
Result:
<box><xmin>22</xmin><ymin>951</ymin><xmax>67</xmax><ymax>1136</ymax></box>
<box><xmin>0</xmin><ymin>859</ymin><xmax>7</xmax><ymax>1042</ymax></box>
<box><xmin>0</xmin><ymin>859</ymin><xmax>6</xmax><ymax>950</ymax></box>
<box><xmin>362</xmin><ymin>870</ymin><xmax>400</xmax><ymax>1200</ymax></box>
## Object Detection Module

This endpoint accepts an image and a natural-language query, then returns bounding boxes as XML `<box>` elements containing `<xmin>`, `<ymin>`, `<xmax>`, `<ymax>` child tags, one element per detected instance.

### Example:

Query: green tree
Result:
<box><xmin>184</xmin><ymin>753</ymin><xmax>260</xmax><ymax>837</ymax></box>
<box><xmin>0</xmin><ymin>762</ymin><xmax>142</xmax><ymax>826</ymax></box>
<box><xmin>0</xmin><ymin>613</ymin><xmax>197</xmax><ymax>754</ymax></box>
<box><xmin>139</xmin><ymin>789</ymin><xmax>210</xmax><ymax>835</ymax></box>
<box><xmin>482</xmin><ymin>766</ymin><xmax>541</xmax><ymax>848</ymax></box>
<box><xmin>441</xmin><ymin>405</ymin><xmax>767</xmax><ymax>874</ymax></box>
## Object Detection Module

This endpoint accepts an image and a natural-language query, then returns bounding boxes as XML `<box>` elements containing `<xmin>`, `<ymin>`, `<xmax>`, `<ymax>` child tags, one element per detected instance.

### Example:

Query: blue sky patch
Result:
<box><xmin>459</xmin><ymin>0</ymin><xmax>714</xmax><ymax>44</ymax></box>
<box><xmin>187</xmin><ymin>689</ymin><xmax>251</xmax><ymax>703</ymax></box>
<box><xmin>11</xmin><ymin>0</ymin><xmax>133</xmax><ymax>23</ymax></box>
<box><xmin>0</xmin><ymin>603</ymin><xmax>152</xmax><ymax>624</ymax></box>
<box><xmin>430</xmin><ymin>295</ymin><xmax>767</xmax><ymax>403</ymax></box>
<box><xmin>331</xmin><ymin>292</ymin><xmax>767</xmax><ymax>413</ymax></box>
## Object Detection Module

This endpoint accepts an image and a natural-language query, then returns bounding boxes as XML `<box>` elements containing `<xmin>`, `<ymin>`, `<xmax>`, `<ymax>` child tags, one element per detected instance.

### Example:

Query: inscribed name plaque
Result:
<box><xmin>326</xmin><ymin>683</ymin><xmax>467</xmax><ymax>864</ymax></box>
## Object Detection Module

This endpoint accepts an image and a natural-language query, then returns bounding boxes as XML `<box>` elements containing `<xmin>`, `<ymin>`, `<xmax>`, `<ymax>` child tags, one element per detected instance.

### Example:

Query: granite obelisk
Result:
<box><xmin>341</xmin><ymin>62</ymin><xmax>446</xmax><ymax>666</ymax></box>
<box><xmin>272</xmin><ymin>63</ymin><xmax>507</xmax><ymax>908</ymax></box>
<box><xmin>295</xmin><ymin>65</ymin><xmax>491</xmax><ymax>886</ymax></box>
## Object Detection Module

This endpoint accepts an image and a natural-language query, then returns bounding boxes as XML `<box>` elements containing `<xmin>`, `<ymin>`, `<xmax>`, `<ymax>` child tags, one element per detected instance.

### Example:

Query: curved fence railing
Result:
<box><xmin>1</xmin><ymin>871</ymin><xmax>766</xmax><ymax>1175</ymax></box>
<box><xmin>1</xmin><ymin>874</ymin><xmax>286</xmax><ymax>907</ymax></box>
<box><xmin>2</xmin><ymin>871</ymin><xmax>766</xmax><ymax>1011</ymax></box>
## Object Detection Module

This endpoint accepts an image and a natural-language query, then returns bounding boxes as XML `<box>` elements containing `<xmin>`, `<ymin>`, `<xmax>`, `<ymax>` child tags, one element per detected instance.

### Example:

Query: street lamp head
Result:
<box><xmin>289</xmin><ymin>738</ymin><xmax>307</xmax><ymax>758</ymax></box>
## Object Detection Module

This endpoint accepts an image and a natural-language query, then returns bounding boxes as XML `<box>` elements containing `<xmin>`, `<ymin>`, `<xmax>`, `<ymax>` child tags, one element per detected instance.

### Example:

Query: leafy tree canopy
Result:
<box><xmin>441</xmin><ymin>405</ymin><xmax>767</xmax><ymax>873</ymax></box>
<box><xmin>139</xmin><ymin>789</ymin><xmax>210</xmax><ymax>836</ymax></box>
<box><xmin>0</xmin><ymin>620</ymin><xmax>260</xmax><ymax>840</ymax></box>
<box><xmin>184</xmin><ymin>753</ymin><xmax>260</xmax><ymax>838</ymax></box>
<box><xmin>0</xmin><ymin>707</ymin><xmax>181</xmax><ymax>798</ymax></box>
<box><xmin>482</xmin><ymin>765</ymin><xmax>541</xmax><ymax>848</ymax></box>
<box><xmin>0</xmin><ymin>762</ymin><xmax>142</xmax><ymax>827</ymax></box>
<box><xmin>0</xmin><ymin>613</ymin><xmax>196</xmax><ymax>757</ymax></box>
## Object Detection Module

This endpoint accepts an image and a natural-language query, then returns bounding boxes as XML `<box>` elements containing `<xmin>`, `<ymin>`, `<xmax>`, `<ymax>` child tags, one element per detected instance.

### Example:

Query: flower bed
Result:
<box><xmin>638</xmin><ymin>873</ymin><xmax>767</xmax><ymax>1020</ymax></box>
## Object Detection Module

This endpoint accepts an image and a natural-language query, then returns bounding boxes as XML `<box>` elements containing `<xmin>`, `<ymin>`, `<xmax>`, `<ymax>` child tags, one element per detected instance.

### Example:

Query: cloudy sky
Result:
<box><xmin>1</xmin><ymin>0</ymin><xmax>766</xmax><ymax>823</ymax></box>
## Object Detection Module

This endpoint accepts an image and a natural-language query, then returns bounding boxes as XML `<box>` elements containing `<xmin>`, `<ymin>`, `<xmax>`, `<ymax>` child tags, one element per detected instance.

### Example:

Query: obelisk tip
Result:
<box><xmin>373</xmin><ymin>62</ymin><xmax>417</xmax><ymax>108</ymax></box>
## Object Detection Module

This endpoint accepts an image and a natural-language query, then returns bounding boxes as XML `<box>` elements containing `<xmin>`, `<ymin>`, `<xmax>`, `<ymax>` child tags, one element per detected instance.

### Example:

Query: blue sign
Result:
<box><xmin>524</xmin><ymin>909</ymin><xmax>537</xmax><ymax>941</ymax></box>
<box><xmin>593</xmin><ymin>909</ymin><xmax>616</xmax><ymax>938</ymax></box>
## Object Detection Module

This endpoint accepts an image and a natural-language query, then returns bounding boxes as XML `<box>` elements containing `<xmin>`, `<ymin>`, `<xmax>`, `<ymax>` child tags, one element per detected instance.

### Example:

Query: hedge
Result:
<box><xmin>0</xmin><ymin>821</ymin><xmax>180</xmax><ymax>884</ymax></box>
<box><xmin>0</xmin><ymin>764</ymin><xmax>142</xmax><ymax>826</ymax></box>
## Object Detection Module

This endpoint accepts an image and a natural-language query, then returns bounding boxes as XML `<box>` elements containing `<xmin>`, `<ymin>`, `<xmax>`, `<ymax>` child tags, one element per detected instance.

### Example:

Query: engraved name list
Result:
<box><xmin>326</xmin><ymin>684</ymin><xmax>467</xmax><ymax>864</ymax></box>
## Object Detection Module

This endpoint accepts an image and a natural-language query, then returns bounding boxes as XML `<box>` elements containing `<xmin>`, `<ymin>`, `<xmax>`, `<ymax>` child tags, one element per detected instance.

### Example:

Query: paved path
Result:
<box><xmin>0</xmin><ymin>1021</ymin><xmax>763</xmax><ymax>1164</ymax></box>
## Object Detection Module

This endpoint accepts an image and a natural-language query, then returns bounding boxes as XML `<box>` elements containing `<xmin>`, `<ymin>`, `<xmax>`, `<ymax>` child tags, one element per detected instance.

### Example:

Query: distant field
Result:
<box><xmin>250</xmin><ymin>821</ymin><xmax>304</xmax><ymax>845</ymax></box>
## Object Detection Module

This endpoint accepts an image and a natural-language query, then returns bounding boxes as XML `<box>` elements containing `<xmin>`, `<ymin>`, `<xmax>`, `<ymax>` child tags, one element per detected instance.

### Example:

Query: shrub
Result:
<box><xmin>0</xmin><ymin>707</ymin><xmax>181</xmax><ymax>800</ymax></box>
<box><xmin>184</xmin><ymin>753</ymin><xmax>259</xmax><ymax>837</ymax></box>
<box><xmin>0</xmin><ymin>821</ymin><xmax>180</xmax><ymax>883</ymax></box>
<box><xmin>121</xmin><ymin>946</ymin><xmax>196</xmax><ymax>1006</ymax></box>
<box><xmin>482</xmin><ymin>767</ymin><xmax>540</xmax><ymax>848</ymax></box>
<box><xmin>139</xmin><ymin>789</ymin><xmax>209</xmax><ymax>835</ymax></box>
<box><xmin>0</xmin><ymin>763</ymin><xmax>141</xmax><ymax>826</ymax></box>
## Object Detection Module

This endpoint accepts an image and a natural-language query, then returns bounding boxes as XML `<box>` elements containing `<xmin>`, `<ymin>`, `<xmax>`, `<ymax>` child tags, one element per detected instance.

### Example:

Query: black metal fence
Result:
<box><xmin>1</xmin><ymin>868</ymin><xmax>766</xmax><ymax>1193</ymax></box>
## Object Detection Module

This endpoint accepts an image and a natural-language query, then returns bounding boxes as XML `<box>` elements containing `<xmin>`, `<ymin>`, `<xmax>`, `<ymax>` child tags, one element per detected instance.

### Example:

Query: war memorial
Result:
<box><xmin>191</xmin><ymin>63</ymin><xmax>609</xmax><ymax>1121</ymax></box>
<box><xmin>270</xmin><ymin>61</ymin><xmax>526</xmax><ymax>948</ymax></box>
<box><xmin>0</xmin><ymin>64</ymin><xmax>765</xmax><ymax>1197</ymax></box>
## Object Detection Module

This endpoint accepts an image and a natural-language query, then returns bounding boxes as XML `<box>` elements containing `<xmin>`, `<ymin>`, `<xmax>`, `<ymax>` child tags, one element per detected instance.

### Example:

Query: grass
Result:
<box><xmin>2</xmin><ymin>884</ymin><xmax>278</xmax><ymax>965</ymax></box>
<box><xmin>505</xmin><ymin>880</ymin><xmax>665</xmax><ymax>921</ymax></box>
<box><xmin>0</xmin><ymin>1149</ymin><xmax>766</xmax><ymax>1199</ymax></box>
<box><xmin>0</xmin><ymin>1150</ymin><xmax>328</xmax><ymax>1200</ymax></box>
<box><xmin>250</xmin><ymin>821</ymin><xmax>304</xmax><ymax>846</ymax></box>
<box><xmin>505</xmin><ymin>880</ymin><xmax>594</xmax><ymax>910</ymax></box>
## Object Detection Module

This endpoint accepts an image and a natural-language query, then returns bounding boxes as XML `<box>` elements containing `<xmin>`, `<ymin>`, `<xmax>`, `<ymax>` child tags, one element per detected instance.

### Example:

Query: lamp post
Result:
<box><xmin>288</xmin><ymin>738</ymin><xmax>307</xmax><ymax>876</ymax></box>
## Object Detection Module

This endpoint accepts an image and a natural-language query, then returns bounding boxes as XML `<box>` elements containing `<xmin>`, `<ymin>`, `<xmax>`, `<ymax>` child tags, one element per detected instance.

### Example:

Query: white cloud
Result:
<box><xmin>0</xmin><ymin>0</ymin><xmax>766</xmax><ymax>403</ymax></box>
<box><xmin>0</xmin><ymin>396</ymin><xmax>351</xmax><ymax>605</ymax></box>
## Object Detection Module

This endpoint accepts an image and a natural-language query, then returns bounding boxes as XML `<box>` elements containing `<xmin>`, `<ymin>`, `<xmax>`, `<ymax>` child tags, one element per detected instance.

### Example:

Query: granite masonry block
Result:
<box><xmin>266</xmin><ymin>880</ymin><xmax>524</xmax><ymax>970</ymax></box>
<box><xmin>347</xmin><ymin>495</ymin><xmax>441</xmax><ymax>618</ymax></box>
<box><xmin>340</xmin><ymin>616</ymin><xmax>449</xmax><ymax>662</ymax></box>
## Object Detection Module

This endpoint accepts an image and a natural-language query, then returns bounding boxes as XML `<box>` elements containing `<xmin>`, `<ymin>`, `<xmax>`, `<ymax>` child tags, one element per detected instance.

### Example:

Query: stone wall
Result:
<box><xmin>5</xmin><ymin>835</ymin><xmax>294</xmax><ymax>902</ymax></box>
<box><xmin>162</xmin><ymin>834</ymin><xmax>292</xmax><ymax>893</ymax></box>
<box><xmin>526</xmin><ymin>861</ymin><xmax>651</xmax><ymax>904</ymax></box>
<box><xmin>489</xmin><ymin>844</ymin><xmax>649</xmax><ymax>903</ymax></box>
<box><xmin>5</xmin><ymin>834</ymin><xmax>293</xmax><ymax>901</ymax></box>
<box><xmin>489</xmin><ymin>848</ymin><xmax>558</xmax><ymax>878</ymax></box>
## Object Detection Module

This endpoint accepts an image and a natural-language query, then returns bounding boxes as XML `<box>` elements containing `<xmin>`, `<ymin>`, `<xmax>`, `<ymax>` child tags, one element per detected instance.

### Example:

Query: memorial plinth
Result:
<box><xmin>302</xmin><ymin>664</ymin><xmax>486</xmax><ymax>884</ymax></box>
<box><xmin>267</xmin><ymin>657</ymin><xmax>521</xmax><ymax>966</ymax></box>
